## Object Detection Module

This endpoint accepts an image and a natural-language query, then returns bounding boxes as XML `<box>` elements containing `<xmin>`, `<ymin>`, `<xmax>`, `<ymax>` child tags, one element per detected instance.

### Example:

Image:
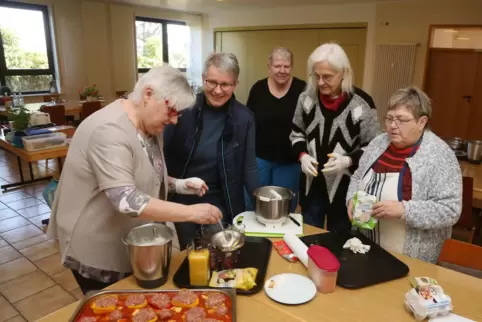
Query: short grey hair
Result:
<box><xmin>305</xmin><ymin>43</ymin><xmax>354</xmax><ymax>97</ymax></box>
<box><xmin>130</xmin><ymin>65</ymin><xmax>195</xmax><ymax>112</ymax></box>
<box><xmin>388</xmin><ymin>86</ymin><xmax>432</xmax><ymax>119</ymax></box>
<box><xmin>268</xmin><ymin>47</ymin><xmax>293</xmax><ymax>65</ymax></box>
<box><xmin>203</xmin><ymin>52</ymin><xmax>240</xmax><ymax>82</ymax></box>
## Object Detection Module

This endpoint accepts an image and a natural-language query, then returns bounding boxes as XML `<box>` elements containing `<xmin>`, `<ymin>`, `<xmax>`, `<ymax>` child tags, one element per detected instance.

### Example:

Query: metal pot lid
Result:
<box><xmin>254</xmin><ymin>186</ymin><xmax>293</xmax><ymax>201</ymax></box>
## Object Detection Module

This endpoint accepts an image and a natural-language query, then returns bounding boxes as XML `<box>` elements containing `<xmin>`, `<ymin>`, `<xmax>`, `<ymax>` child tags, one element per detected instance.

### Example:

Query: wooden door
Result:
<box><xmin>219</xmin><ymin>31</ymin><xmax>250</xmax><ymax>104</ymax></box>
<box><xmin>425</xmin><ymin>49</ymin><xmax>479</xmax><ymax>139</ymax></box>
<box><xmin>279</xmin><ymin>29</ymin><xmax>319</xmax><ymax>80</ymax></box>
<box><xmin>466</xmin><ymin>53</ymin><xmax>482</xmax><ymax>140</ymax></box>
<box><xmin>215</xmin><ymin>27</ymin><xmax>367</xmax><ymax>104</ymax></box>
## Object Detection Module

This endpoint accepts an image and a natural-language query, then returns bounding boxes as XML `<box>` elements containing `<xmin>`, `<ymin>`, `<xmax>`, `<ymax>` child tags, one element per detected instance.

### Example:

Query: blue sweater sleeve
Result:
<box><xmin>244</xmin><ymin>118</ymin><xmax>260</xmax><ymax>196</ymax></box>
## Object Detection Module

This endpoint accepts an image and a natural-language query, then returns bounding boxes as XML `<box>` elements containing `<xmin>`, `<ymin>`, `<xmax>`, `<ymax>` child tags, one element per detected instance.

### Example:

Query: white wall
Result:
<box><xmin>202</xmin><ymin>3</ymin><xmax>376</xmax><ymax>93</ymax></box>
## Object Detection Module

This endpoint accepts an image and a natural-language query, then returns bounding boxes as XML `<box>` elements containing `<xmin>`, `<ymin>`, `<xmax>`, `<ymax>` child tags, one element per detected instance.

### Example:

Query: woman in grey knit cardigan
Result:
<box><xmin>346</xmin><ymin>86</ymin><xmax>462</xmax><ymax>263</ymax></box>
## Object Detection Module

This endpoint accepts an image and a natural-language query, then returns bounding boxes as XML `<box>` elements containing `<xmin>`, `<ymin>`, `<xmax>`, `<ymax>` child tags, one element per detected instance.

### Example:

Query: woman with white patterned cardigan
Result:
<box><xmin>290</xmin><ymin>43</ymin><xmax>380</xmax><ymax>234</ymax></box>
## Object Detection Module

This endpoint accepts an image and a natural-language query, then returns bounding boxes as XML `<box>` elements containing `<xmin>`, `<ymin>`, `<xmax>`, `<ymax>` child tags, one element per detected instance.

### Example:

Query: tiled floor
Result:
<box><xmin>0</xmin><ymin>147</ymin><xmax>182</xmax><ymax>321</ymax></box>
<box><xmin>0</xmin><ymin>149</ymin><xmax>79</xmax><ymax>322</ymax></box>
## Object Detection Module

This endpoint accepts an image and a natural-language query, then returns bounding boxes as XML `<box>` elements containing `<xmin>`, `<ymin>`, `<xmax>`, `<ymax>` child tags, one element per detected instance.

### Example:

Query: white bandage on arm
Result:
<box><xmin>104</xmin><ymin>185</ymin><xmax>151</xmax><ymax>217</ymax></box>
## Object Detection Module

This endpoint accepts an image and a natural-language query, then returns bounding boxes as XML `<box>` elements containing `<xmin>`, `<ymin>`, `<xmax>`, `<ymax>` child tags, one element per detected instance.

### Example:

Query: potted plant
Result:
<box><xmin>7</xmin><ymin>106</ymin><xmax>31</xmax><ymax>147</ymax></box>
<box><xmin>81</xmin><ymin>84</ymin><xmax>100</xmax><ymax>101</ymax></box>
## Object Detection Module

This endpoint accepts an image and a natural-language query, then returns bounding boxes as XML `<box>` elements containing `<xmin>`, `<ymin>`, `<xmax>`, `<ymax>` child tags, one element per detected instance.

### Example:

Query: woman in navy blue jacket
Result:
<box><xmin>164</xmin><ymin>52</ymin><xmax>260</xmax><ymax>249</ymax></box>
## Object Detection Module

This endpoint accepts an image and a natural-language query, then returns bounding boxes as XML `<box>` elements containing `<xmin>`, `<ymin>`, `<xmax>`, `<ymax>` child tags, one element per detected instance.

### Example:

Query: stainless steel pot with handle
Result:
<box><xmin>253</xmin><ymin>186</ymin><xmax>294</xmax><ymax>223</ymax></box>
<box><xmin>122</xmin><ymin>223</ymin><xmax>174</xmax><ymax>289</ymax></box>
<box><xmin>467</xmin><ymin>140</ymin><xmax>482</xmax><ymax>164</ymax></box>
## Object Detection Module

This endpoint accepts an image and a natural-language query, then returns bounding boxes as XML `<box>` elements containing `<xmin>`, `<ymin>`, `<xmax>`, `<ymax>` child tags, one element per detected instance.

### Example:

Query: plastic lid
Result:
<box><xmin>307</xmin><ymin>245</ymin><xmax>340</xmax><ymax>272</ymax></box>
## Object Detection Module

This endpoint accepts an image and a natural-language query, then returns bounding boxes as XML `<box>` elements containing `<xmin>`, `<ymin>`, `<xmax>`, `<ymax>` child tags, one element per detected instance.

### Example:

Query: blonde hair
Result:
<box><xmin>268</xmin><ymin>47</ymin><xmax>293</xmax><ymax>65</ymax></box>
<box><xmin>305</xmin><ymin>43</ymin><xmax>354</xmax><ymax>97</ymax></box>
<box><xmin>131</xmin><ymin>65</ymin><xmax>195</xmax><ymax>112</ymax></box>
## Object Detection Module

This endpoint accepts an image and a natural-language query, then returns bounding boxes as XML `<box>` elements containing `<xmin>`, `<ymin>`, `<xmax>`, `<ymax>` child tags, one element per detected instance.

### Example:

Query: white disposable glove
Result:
<box><xmin>175</xmin><ymin>177</ymin><xmax>208</xmax><ymax>196</ymax></box>
<box><xmin>322</xmin><ymin>152</ymin><xmax>352</xmax><ymax>173</ymax></box>
<box><xmin>300</xmin><ymin>154</ymin><xmax>319</xmax><ymax>177</ymax></box>
<box><xmin>343</xmin><ymin>237</ymin><xmax>371</xmax><ymax>254</ymax></box>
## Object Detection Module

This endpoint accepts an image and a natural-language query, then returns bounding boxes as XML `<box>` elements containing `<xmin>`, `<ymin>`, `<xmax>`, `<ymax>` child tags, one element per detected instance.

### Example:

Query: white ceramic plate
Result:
<box><xmin>264</xmin><ymin>273</ymin><xmax>317</xmax><ymax>305</ymax></box>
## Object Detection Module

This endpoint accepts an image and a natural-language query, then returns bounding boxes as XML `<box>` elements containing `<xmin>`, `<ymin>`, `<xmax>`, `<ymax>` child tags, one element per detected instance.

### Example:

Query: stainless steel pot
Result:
<box><xmin>445</xmin><ymin>137</ymin><xmax>466</xmax><ymax>151</ymax></box>
<box><xmin>122</xmin><ymin>223</ymin><xmax>174</xmax><ymax>289</ymax></box>
<box><xmin>467</xmin><ymin>140</ymin><xmax>482</xmax><ymax>164</ymax></box>
<box><xmin>253</xmin><ymin>186</ymin><xmax>294</xmax><ymax>223</ymax></box>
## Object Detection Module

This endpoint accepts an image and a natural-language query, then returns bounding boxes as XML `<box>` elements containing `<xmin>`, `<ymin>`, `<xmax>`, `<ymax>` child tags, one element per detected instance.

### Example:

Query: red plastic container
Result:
<box><xmin>307</xmin><ymin>245</ymin><xmax>340</xmax><ymax>293</ymax></box>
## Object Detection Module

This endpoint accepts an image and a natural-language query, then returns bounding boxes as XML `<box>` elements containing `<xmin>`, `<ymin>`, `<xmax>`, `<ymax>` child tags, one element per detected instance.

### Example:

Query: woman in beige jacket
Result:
<box><xmin>48</xmin><ymin>66</ymin><xmax>222</xmax><ymax>294</ymax></box>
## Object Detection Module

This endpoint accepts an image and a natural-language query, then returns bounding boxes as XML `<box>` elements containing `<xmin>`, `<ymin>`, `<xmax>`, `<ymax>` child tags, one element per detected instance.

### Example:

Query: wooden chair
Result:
<box><xmin>116</xmin><ymin>90</ymin><xmax>128</xmax><ymax>98</ymax></box>
<box><xmin>40</xmin><ymin>104</ymin><xmax>66</xmax><ymax>126</ymax></box>
<box><xmin>81</xmin><ymin>101</ymin><xmax>102</xmax><ymax>120</ymax></box>
<box><xmin>43</xmin><ymin>94</ymin><xmax>57</xmax><ymax>103</ymax></box>
<box><xmin>438</xmin><ymin>239</ymin><xmax>482</xmax><ymax>278</ymax></box>
<box><xmin>452</xmin><ymin>176</ymin><xmax>477</xmax><ymax>243</ymax></box>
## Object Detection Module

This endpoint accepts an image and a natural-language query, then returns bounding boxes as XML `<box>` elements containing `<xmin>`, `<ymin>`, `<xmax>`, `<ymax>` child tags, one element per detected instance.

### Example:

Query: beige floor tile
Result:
<box><xmin>0</xmin><ymin>239</ymin><xmax>7</xmax><ymax>248</ymax></box>
<box><xmin>0</xmin><ymin>295</ymin><xmax>20</xmax><ymax>322</ymax></box>
<box><xmin>0</xmin><ymin>270</ymin><xmax>55</xmax><ymax>303</ymax></box>
<box><xmin>14</xmin><ymin>285</ymin><xmax>76</xmax><ymax>322</ymax></box>
<box><xmin>27</xmin><ymin>214</ymin><xmax>50</xmax><ymax>228</ymax></box>
<box><xmin>34</xmin><ymin>253</ymin><xmax>66</xmax><ymax>276</ymax></box>
<box><xmin>0</xmin><ymin>192</ymin><xmax>31</xmax><ymax>204</ymax></box>
<box><xmin>0</xmin><ymin>258</ymin><xmax>37</xmax><ymax>285</ymax></box>
<box><xmin>0</xmin><ymin>225</ymin><xmax>44</xmax><ymax>244</ymax></box>
<box><xmin>0</xmin><ymin>209</ymin><xmax>19</xmax><ymax>221</ymax></box>
<box><xmin>12</xmin><ymin>234</ymin><xmax>50</xmax><ymax>250</ymax></box>
<box><xmin>15</xmin><ymin>204</ymin><xmax>51</xmax><ymax>219</ymax></box>
<box><xmin>0</xmin><ymin>246</ymin><xmax>22</xmax><ymax>265</ymax></box>
<box><xmin>51</xmin><ymin>270</ymin><xmax>79</xmax><ymax>292</ymax></box>
<box><xmin>20</xmin><ymin>240</ymin><xmax>59</xmax><ymax>262</ymax></box>
<box><xmin>4</xmin><ymin>316</ymin><xmax>27</xmax><ymax>322</ymax></box>
<box><xmin>0</xmin><ymin>217</ymin><xmax>30</xmax><ymax>234</ymax></box>
<box><xmin>69</xmin><ymin>288</ymin><xmax>84</xmax><ymax>300</ymax></box>
<box><xmin>5</xmin><ymin>198</ymin><xmax>43</xmax><ymax>211</ymax></box>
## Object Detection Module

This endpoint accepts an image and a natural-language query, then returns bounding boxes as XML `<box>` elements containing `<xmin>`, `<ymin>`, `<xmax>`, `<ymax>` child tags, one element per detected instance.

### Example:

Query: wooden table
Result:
<box><xmin>460</xmin><ymin>161</ymin><xmax>482</xmax><ymax>209</ymax></box>
<box><xmin>37</xmin><ymin>225</ymin><xmax>482</xmax><ymax>322</ymax></box>
<box><xmin>0</xmin><ymin>100</ymin><xmax>107</xmax><ymax>118</ymax></box>
<box><xmin>0</xmin><ymin>126</ymin><xmax>73</xmax><ymax>192</ymax></box>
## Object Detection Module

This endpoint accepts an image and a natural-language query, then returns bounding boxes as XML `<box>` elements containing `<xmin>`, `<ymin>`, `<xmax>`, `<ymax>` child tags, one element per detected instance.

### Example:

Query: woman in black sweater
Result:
<box><xmin>245</xmin><ymin>47</ymin><xmax>306</xmax><ymax>212</ymax></box>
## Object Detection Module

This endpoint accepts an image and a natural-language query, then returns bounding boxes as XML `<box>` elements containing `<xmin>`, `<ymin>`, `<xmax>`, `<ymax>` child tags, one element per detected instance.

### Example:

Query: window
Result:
<box><xmin>0</xmin><ymin>2</ymin><xmax>56</xmax><ymax>94</ymax></box>
<box><xmin>135</xmin><ymin>17</ymin><xmax>190</xmax><ymax>77</ymax></box>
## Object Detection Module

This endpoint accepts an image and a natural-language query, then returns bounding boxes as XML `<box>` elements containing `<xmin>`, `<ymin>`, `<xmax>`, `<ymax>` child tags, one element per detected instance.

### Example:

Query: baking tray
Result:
<box><xmin>301</xmin><ymin>231</ymin><xmax>409</xmax><ymax>289</ymax></box>
<box><xmin>69</xmin><ymin>288</ymin><xmax>236</xmax><ymax>322</ymax></box>
<box><xmin>173</xmin><ymin>236</ymin><xmax>272</xmax><ymax>295</ymax></box>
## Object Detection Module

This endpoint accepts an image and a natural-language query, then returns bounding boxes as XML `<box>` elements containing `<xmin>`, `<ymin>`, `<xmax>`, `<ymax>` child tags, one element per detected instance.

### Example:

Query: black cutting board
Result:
<box><xmin>301</xmin><ymin>231</ymin><xmax>409</xmax><ymax>289</ymax></box>
<box><xmin>173</xmin><ymin>237</ymin><xmax>272</xmax><ymax>295</ymax></box>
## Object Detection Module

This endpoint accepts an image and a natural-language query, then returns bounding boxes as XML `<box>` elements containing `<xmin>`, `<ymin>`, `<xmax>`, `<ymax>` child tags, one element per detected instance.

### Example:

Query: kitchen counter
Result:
<box><xmin>460</xmin><ymin>161</ymin><xmax>482</xmax><ymax>209</ymax></box>
<box><xmin>37</xmin><ymin>225</ymin><xmax>482</xmax><ymax>322</ymax></box>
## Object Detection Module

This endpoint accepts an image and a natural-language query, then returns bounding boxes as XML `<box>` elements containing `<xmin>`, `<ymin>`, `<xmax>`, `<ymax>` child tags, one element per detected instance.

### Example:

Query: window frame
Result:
<box><xmin>135</xmin><ymin>16</ymin><xmax>187</xmax><ymax>75</ymax></box>
<box><xmin>0</xmin><ymin>1</ymin><xmax>56</xmax><ymax>94</ymax></box>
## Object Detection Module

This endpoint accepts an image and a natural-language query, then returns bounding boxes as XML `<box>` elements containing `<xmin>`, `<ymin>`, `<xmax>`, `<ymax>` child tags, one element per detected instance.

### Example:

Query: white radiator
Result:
<box><xmin>371</xmin><ymin>43</ymin><xmax>418</xmax><ymax>123</ymax></box>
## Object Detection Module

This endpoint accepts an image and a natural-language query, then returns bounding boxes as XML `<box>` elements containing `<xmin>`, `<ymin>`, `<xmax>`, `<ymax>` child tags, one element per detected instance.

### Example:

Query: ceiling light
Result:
<box><xmin>443</xmin><ymin>29</ymin><xmax>458</xmax><ymax>33</ymax></box>
<box><xmin>455</xmin><ymin>36</ymin><xmax>470</xmax><ymax>40</ymax></box>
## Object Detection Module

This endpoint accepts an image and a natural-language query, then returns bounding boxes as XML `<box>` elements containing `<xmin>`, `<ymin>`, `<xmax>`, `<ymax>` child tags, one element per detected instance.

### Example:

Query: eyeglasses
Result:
<box><xmin>204</xmin><ymin>79</ymin><xmax>235</xmax><ymax>91</ymax></box>
<box><xmin>384</xmin><ymin>117</ymin><xmax>414</xmax><ymax>126</ymax></box>
<box><xmin>310</xmin><ymin>72</ymin><xmax>337</xmax><ymax>84</ymax></box>
<box><xmin>165</xmin><ymin>100</ymin><xmax>184</xmax><ymax>118</ymax></box>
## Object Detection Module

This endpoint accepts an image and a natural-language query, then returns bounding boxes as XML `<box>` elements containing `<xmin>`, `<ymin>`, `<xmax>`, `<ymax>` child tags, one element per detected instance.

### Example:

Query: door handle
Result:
<box><xmin>462</xmin><ymin>95</ymin><xmax>472</xmax><ymax>102</ymax></box>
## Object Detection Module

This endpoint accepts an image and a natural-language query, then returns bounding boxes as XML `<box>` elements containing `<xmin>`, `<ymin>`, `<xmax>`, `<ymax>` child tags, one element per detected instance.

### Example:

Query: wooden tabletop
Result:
<box><xmin>37</xmin><ymin>225</ymin><xmax>482</xmax><ymax>322</ymax></box>
<box><xmin>0</xmin><ymin>100</ymin><xmax>106</xmax><ymax>117</ymax></box>
<box><xmin>460</xmin><ymin>161</ymin><xmax>482</xmax><ymax>209</ymax></box>
<box><xmin>0</xmin><ymin>126</ymin><xmax>72</xmax><ymax>162</ymax></box>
